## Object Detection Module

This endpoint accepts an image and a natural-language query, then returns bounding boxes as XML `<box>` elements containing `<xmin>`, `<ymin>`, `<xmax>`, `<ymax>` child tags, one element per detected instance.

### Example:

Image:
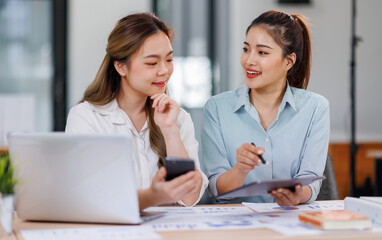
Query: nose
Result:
<box><xmin>158</xmin><ymin>60</ymin><xmax>170</xmax><ymax>75</ymax></box>
<box><xmin>245</xmin><ymin>51</ymin><xmax>258</xmax><ymax>66</ymax></box>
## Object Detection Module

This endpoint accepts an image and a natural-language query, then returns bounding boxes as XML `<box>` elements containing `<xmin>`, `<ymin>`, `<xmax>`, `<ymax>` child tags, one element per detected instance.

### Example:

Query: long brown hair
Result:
<box><xmin>246</xmin><ymin>10</ymin><xmax>311</xmax><ymax>89</ymax></box>
<box><xmin>81</xmin><ymin>12</ymin><xmax>173</xmax><ymax>167</ymax></box>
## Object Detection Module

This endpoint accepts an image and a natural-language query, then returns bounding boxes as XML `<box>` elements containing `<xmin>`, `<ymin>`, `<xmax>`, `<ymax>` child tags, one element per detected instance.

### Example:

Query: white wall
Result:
<box><xmin>68</xmin><ymin>0</ymin><xmax>150</xmax><ymax>109</ymax></box>
<box><xmin>229</xmin><ymin>0</ymin><xmax>382</xmax><ymax>143</ymax></box>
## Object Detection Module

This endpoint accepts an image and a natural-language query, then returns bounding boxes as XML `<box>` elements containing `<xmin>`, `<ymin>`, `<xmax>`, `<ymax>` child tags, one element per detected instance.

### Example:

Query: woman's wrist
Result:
<box><xmin>138</xmin><ymin>188</ymin><xmax>159</xmax><ymax>210</ymax></box>
<box><xmin>159</xmin><ymin>125</ymin><xmax>180</xmax><ymax>138</ymax></box>
<box><xmin>217</xmin><ymin>166</ymin><xmax>248</xmax><ymax>194</ymax></box>
<box><xmin>232</xmin><ymin>163</ymin><xmax>251</xmax><ymax>176</ymax></box>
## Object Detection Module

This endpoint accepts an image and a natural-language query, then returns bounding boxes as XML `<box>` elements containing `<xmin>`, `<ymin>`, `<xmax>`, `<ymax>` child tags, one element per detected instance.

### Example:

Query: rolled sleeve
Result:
<box><xmin>201</xmin><ymin>98</ymin><xmax>232</xmax><ymax>199</ymax></box>
<box><xmin>295</xmin><ymin>97</ymin><xmax>330</xmax><ymax>203</ymax></box>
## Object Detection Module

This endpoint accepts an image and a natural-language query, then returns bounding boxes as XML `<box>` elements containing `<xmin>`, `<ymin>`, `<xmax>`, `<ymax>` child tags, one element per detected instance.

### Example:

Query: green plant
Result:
<box><xmin>0</xmin><ymin>153</ymin><xmax>17</xmax><ymax>194</ymax></box>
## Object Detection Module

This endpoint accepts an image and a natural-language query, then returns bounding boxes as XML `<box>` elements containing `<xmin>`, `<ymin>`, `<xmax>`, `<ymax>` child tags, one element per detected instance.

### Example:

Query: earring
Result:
<box><xmin>121</xmin><ymin>73</ymin><xmax>125</xmax><ymax>76</ymax></box>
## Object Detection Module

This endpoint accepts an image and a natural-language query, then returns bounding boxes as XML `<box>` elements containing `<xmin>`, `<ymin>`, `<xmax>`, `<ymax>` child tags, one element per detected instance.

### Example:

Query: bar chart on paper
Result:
<box><xmin>242</xmin><ymin>201</ymin><xmax>344</xmax><ymax>213</ymax></box>
<box><xmin>143</xmin><ymin>206</ymin><xmax>263</xmax><ymax>231</ymax></box>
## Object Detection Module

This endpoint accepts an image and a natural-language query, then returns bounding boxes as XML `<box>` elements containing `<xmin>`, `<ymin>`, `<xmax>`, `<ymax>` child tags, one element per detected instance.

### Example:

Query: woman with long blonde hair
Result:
<box><xmin>66</xmin><ymin>13</ymin><xmax>207</xmax><ymax>209</ymax></box>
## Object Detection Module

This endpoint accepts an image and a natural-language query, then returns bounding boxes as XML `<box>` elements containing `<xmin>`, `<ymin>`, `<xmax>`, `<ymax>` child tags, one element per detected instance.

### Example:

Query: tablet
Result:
<box><xmin>216</xmin><ymin>175</ymin><xmax>326</xmax><ymax>200</ymax></box>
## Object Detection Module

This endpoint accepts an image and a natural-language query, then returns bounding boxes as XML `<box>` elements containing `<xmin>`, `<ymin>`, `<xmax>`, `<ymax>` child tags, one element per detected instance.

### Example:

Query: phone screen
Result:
<box><xmin>165</xmin><ymin>157</ymin><xmax>195</xmax><ymax>181</ymax></box>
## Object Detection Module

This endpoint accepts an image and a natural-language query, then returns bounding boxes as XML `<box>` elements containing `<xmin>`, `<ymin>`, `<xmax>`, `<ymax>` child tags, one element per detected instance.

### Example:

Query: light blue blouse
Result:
<box><xmin>201</xmin><ymin>84</ymin><xmax>330</xmax><ymax>203</ymax></box>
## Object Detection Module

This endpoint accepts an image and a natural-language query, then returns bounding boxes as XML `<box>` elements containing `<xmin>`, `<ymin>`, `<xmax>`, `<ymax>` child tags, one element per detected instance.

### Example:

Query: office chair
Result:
<box><xmin>316</xmin><ymin>154</ymin><xmax>339</xmax><ymax>200</ymax></box>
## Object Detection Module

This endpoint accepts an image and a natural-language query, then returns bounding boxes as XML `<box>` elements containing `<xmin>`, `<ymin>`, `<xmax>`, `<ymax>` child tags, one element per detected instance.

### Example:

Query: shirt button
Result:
<box><xmin>266</xmin><ymin>138</ymin><xmax>270</xmax><ymax>142</ymax></box>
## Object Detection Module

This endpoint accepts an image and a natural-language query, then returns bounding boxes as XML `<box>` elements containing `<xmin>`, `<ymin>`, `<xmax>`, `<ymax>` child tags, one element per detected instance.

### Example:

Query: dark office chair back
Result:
<box><xmin>316</xmin><ymin>154</ymin><xmax>339</xmax><ymax>200</ymax></box>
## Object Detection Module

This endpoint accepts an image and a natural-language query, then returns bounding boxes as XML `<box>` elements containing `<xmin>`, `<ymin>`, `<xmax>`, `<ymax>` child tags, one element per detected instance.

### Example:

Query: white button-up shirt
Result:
<box><xmin>65</xmin><ymin>99</ymin><xmax>208</xmax><ymax>206</ymax></box>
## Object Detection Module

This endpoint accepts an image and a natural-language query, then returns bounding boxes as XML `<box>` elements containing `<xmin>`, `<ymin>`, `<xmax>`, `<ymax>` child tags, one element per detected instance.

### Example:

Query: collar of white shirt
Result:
<box><xmin>86</xmin><ymin>99</ymin><xmax>148</xmax><ymax>132</ymax></box>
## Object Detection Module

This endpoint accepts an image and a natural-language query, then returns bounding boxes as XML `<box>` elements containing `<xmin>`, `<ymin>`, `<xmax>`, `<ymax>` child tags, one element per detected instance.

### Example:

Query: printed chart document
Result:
<box><xmin>266</xmin><ymin>218</ymin><xmax>382</xmax><ymax>237</ymax></box>
<box><xmin>20</xmin><ymin>226</ymin><xmax>161</xmax><ymax>240</ymax></box>
<box><xmin>242</xmin><ymin>201</ymin><xmax>382</xmax><ymax>236</ymax></box>
<box><xmin>142</xmin><ymin>206</ymin><xmax>263</xmax><ymax>231</ymax></box>
<box><xmin>243</xmin><ymin>201</ymin><xmax>344</xmax><ymax>213</ymax></box>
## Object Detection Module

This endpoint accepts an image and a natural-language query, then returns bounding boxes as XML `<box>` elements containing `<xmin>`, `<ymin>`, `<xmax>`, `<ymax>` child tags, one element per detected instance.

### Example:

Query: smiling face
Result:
<box><xmin>116</xmin><ymin>31</ymin><xmax>174</xmax><ymax>98</ymax></box>
<box><xmin>240</xmin><ymin>26</ymin><xmax>295</xmax><ymax>92</ymax></box>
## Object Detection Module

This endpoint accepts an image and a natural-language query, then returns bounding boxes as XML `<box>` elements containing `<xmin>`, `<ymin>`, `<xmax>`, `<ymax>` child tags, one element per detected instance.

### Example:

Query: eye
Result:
<box><xmin>167</xmin><ymin>58</ymin><xmax>173</xmax><ymax>63</ymax></box>
<box><xmin>146</xmin><ymin>62</ymin><xmax>157</xmax><ymax>66</ymax></box>
<box><xmin>242</xmin><ymin>47</ymin><xmax>249</xmax><ymax>53</ymax></box>
<box><xmin>259</xmin><ymin>51</ymin><xmax>268</xmax><ymax>55</ymax></box>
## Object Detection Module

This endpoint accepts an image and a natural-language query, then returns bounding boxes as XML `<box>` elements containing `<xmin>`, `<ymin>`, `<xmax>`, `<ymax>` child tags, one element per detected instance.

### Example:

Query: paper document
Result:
<box><xmin>266</xmin><ymin>220</ymin><xmax>382</xmax><ymax>237</ymax></box>
<box><xmin>345</xmin><ymin>197</ymin><xmax>382</xmax><ymax>224</ymax></box>
<box><xmin>243</xmin><ymin>201</ymin><xmax>344</xmax><ymax>213</ymax></box>
<box><xmin>360</xmin><ymin>196</ymin><xmax>382</xmax><ymax>205</ymax></box>
<box><xmin>20</xmin><ymin>226</ymin><xmax>161</xmax><ymax>240</ymax></box>
<box><xmin>142</xmin><ymin>206</ymin><xmax>263</xmax><ymax>231</ymax></box>
<box><xmin>241</xmin><ymin>201</ymin><xmax>382</xmax><ymax>236</ymax></box>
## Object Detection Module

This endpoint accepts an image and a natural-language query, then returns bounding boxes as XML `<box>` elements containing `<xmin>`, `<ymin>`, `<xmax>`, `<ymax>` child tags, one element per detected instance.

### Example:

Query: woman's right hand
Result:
<box><xmin>234</xmin><ymin>143</ymin><xmax>265</xmax><ymax>175</ymax></box>
<box><xmin>216</xmin><ymin>143</ymin><xmax>266</xmax><ymax>195</ymax></box>
<box><xmin>149</xmin><ymin>167</ymin><xmax>198</xmax><ymax>205</ymax></box>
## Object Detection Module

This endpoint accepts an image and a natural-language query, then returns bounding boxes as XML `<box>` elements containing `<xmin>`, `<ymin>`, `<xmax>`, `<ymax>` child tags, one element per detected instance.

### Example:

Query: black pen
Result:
<box><xmin>251</xmin><ymin>142</ymin><xmax>268</xmax><ymax>165</ymax></box>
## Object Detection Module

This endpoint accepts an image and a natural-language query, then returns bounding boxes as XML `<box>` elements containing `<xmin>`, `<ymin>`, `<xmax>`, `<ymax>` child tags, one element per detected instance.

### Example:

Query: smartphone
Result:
<box><xmin>165</xmin><ymin>157</ymin><xmax>195</xmax><ymax>181</ymax></box>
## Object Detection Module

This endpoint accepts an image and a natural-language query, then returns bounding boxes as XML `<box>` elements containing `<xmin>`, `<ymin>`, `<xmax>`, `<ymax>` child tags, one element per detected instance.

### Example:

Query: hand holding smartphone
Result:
<box><xmin>165</xmin><ymin>157</ymin><xmax>195</xmax><ymax>181</ymax></box>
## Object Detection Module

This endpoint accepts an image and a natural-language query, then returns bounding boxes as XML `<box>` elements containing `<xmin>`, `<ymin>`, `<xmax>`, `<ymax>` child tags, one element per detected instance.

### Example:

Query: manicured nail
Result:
<box><xmin>257</xmin><ymin>150</ymin><xmax>264</xmax><ymax>155</ymax></box>
<box><xmin>277</xmin><ymin>188</ymin><xmax>283</xmax><ymax>193</ymax></box>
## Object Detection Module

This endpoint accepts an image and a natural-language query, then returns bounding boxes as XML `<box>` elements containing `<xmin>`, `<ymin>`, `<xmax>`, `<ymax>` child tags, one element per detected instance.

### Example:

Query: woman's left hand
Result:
<box><xmin>268</xmin><ymin>184</ymin><xmax>305</xmax><ymax>206</ymax></box>
<box><xmin>151</xmin><ymin>93</ymin><xmax>180</xmax><ymax>129</ymax></box>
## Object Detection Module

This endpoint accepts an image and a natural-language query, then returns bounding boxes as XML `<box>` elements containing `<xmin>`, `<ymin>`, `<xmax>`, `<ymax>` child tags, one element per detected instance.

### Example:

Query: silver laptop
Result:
<box><xmin>7</xmin><ymin>132</ymin><xmax>142</xmax><ymax>224</ymax></box>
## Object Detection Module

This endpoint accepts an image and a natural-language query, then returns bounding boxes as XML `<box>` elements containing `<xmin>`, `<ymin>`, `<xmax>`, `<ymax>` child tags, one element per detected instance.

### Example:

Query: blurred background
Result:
<box><xmin>0</xmin><ymin>0</ymin><xmax>381</xmax><ymax>201</ymax></box>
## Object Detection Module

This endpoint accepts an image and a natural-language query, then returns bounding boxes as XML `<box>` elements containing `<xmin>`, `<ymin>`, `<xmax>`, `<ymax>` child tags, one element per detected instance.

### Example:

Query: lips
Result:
<box><xmin>152</xmin><ymin>81</ymin><xmax>167</xmax><ymax>87</ymax></box>
<box><xmin>246</xmin><ymin>69</ymin><xmax>261</xmax><ymax>79</ymax></box>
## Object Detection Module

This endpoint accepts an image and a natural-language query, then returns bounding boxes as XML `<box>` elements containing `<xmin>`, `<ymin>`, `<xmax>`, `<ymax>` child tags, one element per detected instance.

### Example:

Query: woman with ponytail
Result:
<box><xmin>66</xmin><ymin>13</ymin><xmax>207</xmax><ymax>210</ymax></box>
<box><xmin>202</xmin><ymin>10</ymin><xmax>329</xmax><ymax>206</ymax></box>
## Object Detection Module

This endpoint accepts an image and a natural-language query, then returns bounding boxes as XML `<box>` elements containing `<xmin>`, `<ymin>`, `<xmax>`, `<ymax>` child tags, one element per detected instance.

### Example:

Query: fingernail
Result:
<box><xmin>277</xmin><ymin>188</ymin><xmax>283</xmax><ymax>193</ymax></box>
<box><xmin>257</xmin><ymin>150</ymin><xmax>264</xmax><ymax>155</ymax></box>
<box><xmin>257</xmin><ymin>160</ymin><xmax>262</xmax><ymax>165</ymax></box>
<box><xmin>296</xmin><ymin>185</ymin><xmax>301</xmax><ymax>189</ymax></box>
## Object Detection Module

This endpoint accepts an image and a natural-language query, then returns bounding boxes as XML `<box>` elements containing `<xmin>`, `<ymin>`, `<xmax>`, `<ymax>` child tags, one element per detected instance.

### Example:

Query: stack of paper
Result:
<box><xmin>345</xmin><ymin>196</ymin><xmax>382</xmax><ymax>224</ymax></box>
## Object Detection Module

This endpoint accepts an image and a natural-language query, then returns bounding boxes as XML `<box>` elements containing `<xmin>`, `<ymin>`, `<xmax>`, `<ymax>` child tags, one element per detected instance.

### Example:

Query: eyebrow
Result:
<box><xmin>243</xmin><ymin>41</ymin><xmax>273</xmax><ymax>49</ymax></box>
<box><xmin>144</xmin><ymin>50</ymin><xmax>173</xmax><ymax>59</ymax></box>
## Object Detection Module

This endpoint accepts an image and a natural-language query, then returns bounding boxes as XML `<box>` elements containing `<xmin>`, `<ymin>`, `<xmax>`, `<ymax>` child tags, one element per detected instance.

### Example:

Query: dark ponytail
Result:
<box><xmin>247</xmin><ymin>10</ymin><xmax>311</xmax><ymax>89</ymax></box>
